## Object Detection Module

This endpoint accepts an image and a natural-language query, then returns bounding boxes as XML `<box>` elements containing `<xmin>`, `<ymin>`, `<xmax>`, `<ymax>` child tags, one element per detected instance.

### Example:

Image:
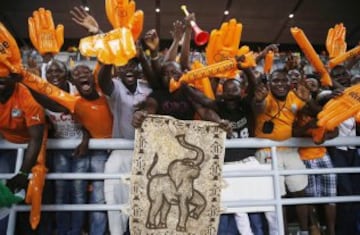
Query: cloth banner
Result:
<box><xmin>130</xmin><ymin>115</ymin><xmax>226</xmax><ymax>235</ymax></box>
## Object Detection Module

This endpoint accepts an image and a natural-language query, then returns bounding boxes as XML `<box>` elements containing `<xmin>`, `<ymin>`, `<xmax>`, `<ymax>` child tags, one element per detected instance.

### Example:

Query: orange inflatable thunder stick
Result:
<box><xmin>25</xmin><ymin>126</ymin><xmax>48</xmax><ymax>229</ymax></box>
<box><xmin>28</xmin><ymin>8</ymin><xmax>64</xmax><ymax>55</ymax></box>
<box><xmin>328</xmin><ymin>45</ymin><xmax>360</xmax><ymax>68</ymax></box>
<box><xmin>169</xmin><ymin>58</ymin><xmax>239</xmax><ymax>92</ymax></box>
<box><xmin>263</xmin><ymin>50</ymin><xmax>274</xmax><ymax>74</ymax></box>
<box><xmin>317</xmin><ymin>83</ymin><xmax>360</xmax><ymax>131</ymax></box>
<box><xmin>0</xmin><ymin>23</ymin><xmax>79</xmax><ymax>113</ymax></box>
<box><xmin>290</xmin><ymin>27</ymin><xmax>332</xmax><ymax>87</ymax></box>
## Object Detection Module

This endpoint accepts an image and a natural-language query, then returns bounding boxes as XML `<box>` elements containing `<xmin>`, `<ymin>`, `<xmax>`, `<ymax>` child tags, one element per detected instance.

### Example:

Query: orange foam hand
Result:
<box><xmin>326</xmin><ymin>23</ymin><xmax>347</xmax><ymax>59</ymax></box>
<box><xmin>28</xmin><ymin>8</ymin><xmax>64</xmax><ymax>55</ymax></box>
<box><xmin>328</xmin><ymin>45</ymin><xmax>360</xmax><ymax>69</ymax></box>
<box><xmin>205</xmin><ymin>19</ymin><xmax>243</xmax><ymax>78</ymax></box>
<box><xmin>291</xmin><ymin>27</ymin><xmax>332</xmax><ymax>87</ymax></box>
<box><xmin>317</xmin><ymin>83</ymin><xmax>360</xmax><ymax>131</ymax></box>
<box><xmin>105</xmin><ymin>0</ymin><xmax>144</xmax><ymax>41</ymax></box>
<box><xmin>79</xmin><ymin>27</ymin><xmax>137</xmax><ymax>66</ymax></box>
<box><xmin>0</xmin><ymin>23</ymin><xmax>22</xmax><ymax>77</ymax></box>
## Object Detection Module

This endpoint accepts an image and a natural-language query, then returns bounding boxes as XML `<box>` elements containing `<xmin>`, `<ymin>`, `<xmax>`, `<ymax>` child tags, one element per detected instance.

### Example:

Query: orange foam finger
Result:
<box><xmin>291</xmin><ymin>27</ymin><xmax>332</xmax><ymax>87</ymax></box>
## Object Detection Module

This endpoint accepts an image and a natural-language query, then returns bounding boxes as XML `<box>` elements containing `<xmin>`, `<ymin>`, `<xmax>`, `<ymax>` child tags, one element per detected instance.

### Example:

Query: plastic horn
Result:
<box><xmin>181</xmin><ymin>5</ymin><xmax>209</xmax><ymax>46</ymax></box>
<box><xmin>328</xmin><ymin>45</ymin><xmax>360</xmax><ymax>68</ymax></box>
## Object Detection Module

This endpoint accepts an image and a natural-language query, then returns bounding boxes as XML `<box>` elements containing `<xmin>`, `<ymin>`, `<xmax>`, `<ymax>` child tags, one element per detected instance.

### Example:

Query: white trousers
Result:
<box><xmin>104</xmin><ymin>150</ymin><xmax>133</xmax><ymax>235</ymax></box>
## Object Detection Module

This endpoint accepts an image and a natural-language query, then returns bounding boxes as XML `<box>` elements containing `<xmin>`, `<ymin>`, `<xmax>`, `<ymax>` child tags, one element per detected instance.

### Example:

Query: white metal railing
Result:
<box><xmin>1</xmin><ymin>137</ymin><xmax>360</xmax><ymax>235</ymax></box>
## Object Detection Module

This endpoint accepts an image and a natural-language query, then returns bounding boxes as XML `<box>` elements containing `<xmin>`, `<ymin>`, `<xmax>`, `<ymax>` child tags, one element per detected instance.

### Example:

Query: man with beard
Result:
<box><xmin>254</xmin><ymin>69</ymin><xmax>310</xmax><ymax>235</ymax></box>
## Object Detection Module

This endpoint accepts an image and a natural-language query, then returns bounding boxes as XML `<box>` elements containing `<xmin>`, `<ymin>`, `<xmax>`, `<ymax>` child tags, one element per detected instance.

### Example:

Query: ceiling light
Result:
<box><xmin>155</xmin><ymin>8</ymin><xmax>160</xmax><ymax>13</ymax></box>
<box><xmin>224</xmin><ymin>10</ymin><xmax>229</xmax><ymax>15</ymax></box>
<box><xmin>83</xmin><ymin>6</ymin><xmax>90</xmax><ymax>12</ymax></box>
<box><xmin>289</xmin><ymin>13</ymin><xmax>294</xmax><ymax>18</ymax></box>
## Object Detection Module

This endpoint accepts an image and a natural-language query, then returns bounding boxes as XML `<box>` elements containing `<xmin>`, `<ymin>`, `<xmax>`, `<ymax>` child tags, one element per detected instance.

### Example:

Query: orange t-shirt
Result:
<box><xmin>296</xmin><ymin>114</ymin><xmax>327</xmax><ymax>160</ymax></box>
<box><xmin>255</xmin><ymin>91</ymin><xmax>305</xmax><ymax>141</ymax></box>
<box><xmin>0</xmin><ymin>84</ymin><xmax>45</xmax><ymax>143</ymax></box>
<box><xmin>74</xmin><ymin>95</ymin><xmax>113</xmax><ymax>138</ymax></box>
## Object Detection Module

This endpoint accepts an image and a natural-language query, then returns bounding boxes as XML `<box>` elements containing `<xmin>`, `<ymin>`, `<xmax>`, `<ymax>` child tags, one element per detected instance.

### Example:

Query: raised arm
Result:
<box><xmin>97</xmin><ymin>64</ymin><xmax>115</xmax><ymax>96</ymax></box>
<box><xmin>6</xmin><ymin>124</ymin><xmax>45</xmax><ymax>192</ymax></box>
<box><xmin>164</xmin><ymin>20</ymin><xmax>185</xmax><ymax>62</ymax></box>
<box><xmin>70</xmin><ymin>6</ymin><xmax>102</xmax><ymax>34</ymax></box>
<box><xmin>180</xmin><ymin>13</ymin><xmax>195</xmax><ymax>71</ymax></box>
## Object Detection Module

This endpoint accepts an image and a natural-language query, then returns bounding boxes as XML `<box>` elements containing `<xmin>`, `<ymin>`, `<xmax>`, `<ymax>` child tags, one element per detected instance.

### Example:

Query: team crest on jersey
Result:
<box><xmin>11</xmin><ymin>108</ymin><xmax>22</xmax><ymax>118</ymax></box>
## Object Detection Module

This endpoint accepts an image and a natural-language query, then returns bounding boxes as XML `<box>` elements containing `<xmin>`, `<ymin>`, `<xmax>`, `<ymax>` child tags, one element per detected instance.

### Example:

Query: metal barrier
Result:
<box><xmin>1</xmin><ymin>137</ymin><xmax>360</xmax><ymax>235</ymax></box>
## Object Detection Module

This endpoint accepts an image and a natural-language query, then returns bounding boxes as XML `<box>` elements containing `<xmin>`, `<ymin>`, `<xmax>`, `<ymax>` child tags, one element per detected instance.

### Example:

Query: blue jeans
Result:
<box><xmin>52</xmin><ymin>150</ymin><xmax>108</xmax><ymax>235</ymax></box>
<box><xmin>218</xmin><ymin>214</ymin><xmax>240</xmax><ymax>235</ymax></box>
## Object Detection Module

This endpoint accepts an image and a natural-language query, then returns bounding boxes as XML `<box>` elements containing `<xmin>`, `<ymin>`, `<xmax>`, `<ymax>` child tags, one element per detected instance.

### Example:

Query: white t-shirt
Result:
<box><xmin>107</xmin><ymin>79</ymin><xmax>152</xmax><ymax>139</ymax></box>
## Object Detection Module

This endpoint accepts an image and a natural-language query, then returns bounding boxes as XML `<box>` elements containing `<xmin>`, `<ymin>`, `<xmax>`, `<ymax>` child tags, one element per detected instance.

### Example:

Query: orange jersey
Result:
<box><xmin>255</xmin><ymin>91</ymin><xmax>305</xmax><ymax>141</ymax></box>
<box><xmin>74</xmin><ymin>95</ymin><xmax>113</xmax><ymax>138</ymax></box>
<box><xmin>296</xmin><ymin>113</ymin><xmax>327</xmax><ymax>160</ymax></box>
<box><xmin>0</xmin><ymin>84</ymin><xmax>45</xmax><ymax>143</ymax></box>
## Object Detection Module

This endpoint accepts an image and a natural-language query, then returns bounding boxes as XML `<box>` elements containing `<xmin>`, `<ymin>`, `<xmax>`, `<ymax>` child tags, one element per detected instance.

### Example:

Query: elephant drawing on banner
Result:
<box><xmin>146</xmin><ymin>134</ymin><xmax>207</xmax><ymax>232</ymax></box>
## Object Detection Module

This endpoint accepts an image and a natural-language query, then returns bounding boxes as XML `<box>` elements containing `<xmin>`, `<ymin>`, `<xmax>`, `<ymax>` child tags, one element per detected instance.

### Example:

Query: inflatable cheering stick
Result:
<box><xmin>326</xmin><ymin>23</ymin><xmax>347</xmax><ymax>59</ymax></box>
<box><xmin>328</xmin><ymin>45</ymin><xmax>360</xmax><ymax>68</ymax></box>
<box><xmin>263</xmin><ymin>50</ymin><xmax>274</xmax><ymax>74</ymax></box>
<box><xmin>28</xmin><ymin>8</ymin><xmax>64</xmax><ymax>55</ymax></box>
<box><xmin>169</xmin><ymin>58</ymin><xmax>239</xmax><ymax>92</ymax></box>
<box><xmin>317</xmin><ymin>83</ymin><xmax>360</xmax><ymax>131</ymax></box>
<box><xmin>25</xmin><ymin>126</ymin><xmax>48</xmax><ymax>229</ymax></box>
<box><xmin>291</xmin><ymin>27</ymin><xmax>332</xmax><ymax>87</ymax></box>
<box><xmin>0</xmin><ymin>23</ymin><xmax>79</xmax><ymax>113</ymax></box>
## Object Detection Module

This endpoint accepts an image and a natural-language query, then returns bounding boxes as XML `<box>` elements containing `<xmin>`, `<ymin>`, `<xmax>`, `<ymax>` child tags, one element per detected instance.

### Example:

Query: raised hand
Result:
<box><xmin>70</xmin><ymin>6</ymin><xmax>100</xmax><ymax>34</ymax></box>
<box><xmin>143</xmin><ymin>29</ymin><xmax>159</xmax><ymax>52</ymax></box>
<box><xmin>28</xmin><ymin>8</ymin><xmax>64</xmax><ymax>55</ymax></box>
<box><xmin>170</xmin><ymin>20</ymin><xmax>185</xmax><ymax>42</ymax></box>
<box><xmin>326</xmin><ymin>23</ymin><xmax>346</xmax><ymax>59</ymax></box>
<box><xmin>254</xmin><ymin>83</ymin><xmax>269</xmax><ymax>103</ymax></box>
<box><xmin>105</xmin><ymin>0</ymin><xmax>144</xmax><ymax>41</ymax></box>
<box><xmin>317</xmin><ymin>83</ymin><xmax>360</xmax><ymax>131</ymax></box>
<box><xmin>0</xmin><ymin>22</ymin><xmax>22</xmax><ymax>76</ymax></box>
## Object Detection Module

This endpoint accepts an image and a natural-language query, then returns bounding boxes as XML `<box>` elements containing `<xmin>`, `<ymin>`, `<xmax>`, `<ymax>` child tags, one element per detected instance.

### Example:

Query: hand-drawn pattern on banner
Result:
<box><xmin>130</xmin><ymin>115</ymin><xmax>226</xmax><ymax>235</ymax></box>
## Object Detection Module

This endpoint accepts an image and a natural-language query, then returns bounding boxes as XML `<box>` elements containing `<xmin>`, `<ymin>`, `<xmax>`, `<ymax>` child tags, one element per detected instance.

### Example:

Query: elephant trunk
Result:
<box><xmin>176</xmin><ymin>134</ymin><xmax>204</xmax><ymax>166</ymax></box>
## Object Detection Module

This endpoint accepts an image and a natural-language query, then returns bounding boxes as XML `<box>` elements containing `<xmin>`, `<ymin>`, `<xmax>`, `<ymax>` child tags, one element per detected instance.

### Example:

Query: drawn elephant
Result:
<box><xmin>146</xmin><ymin>134</ymin><xmax>207</xmax><ymax>232</ymax></box>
